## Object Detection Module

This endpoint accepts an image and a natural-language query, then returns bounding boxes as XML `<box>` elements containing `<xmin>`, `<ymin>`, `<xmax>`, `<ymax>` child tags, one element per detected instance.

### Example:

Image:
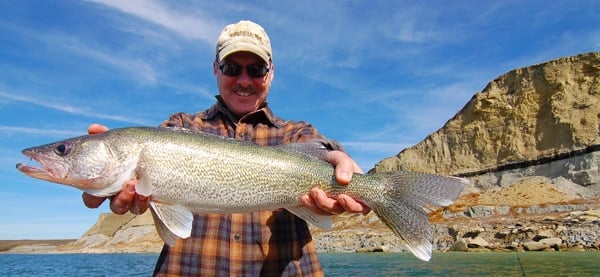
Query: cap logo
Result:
<box><xmin>229</xmin><ymin>30</ymin><xmax>264</xmax><ymax>44</ymax></box>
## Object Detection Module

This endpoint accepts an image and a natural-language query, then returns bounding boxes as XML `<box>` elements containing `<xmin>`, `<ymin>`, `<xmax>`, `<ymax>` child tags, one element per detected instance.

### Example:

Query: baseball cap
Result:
<box><xmin>216</xmin><ymin>20</ymin><xmax>272</xmax><ymax>63</ymax></box>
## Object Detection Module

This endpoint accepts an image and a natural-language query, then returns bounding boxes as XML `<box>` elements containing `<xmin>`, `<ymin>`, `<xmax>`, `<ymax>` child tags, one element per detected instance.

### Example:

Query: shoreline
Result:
<box><xmin>0</xmin><ymin>239</ymin><xmax>76</xmax><ymax>252</ymax></box>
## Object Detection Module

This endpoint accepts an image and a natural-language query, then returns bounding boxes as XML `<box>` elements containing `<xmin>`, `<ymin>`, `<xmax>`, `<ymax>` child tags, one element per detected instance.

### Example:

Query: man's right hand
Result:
<box><xmin>81</xmin><ymin>124</ymin><xmax>150</xmax><ymax>215</ymax></box>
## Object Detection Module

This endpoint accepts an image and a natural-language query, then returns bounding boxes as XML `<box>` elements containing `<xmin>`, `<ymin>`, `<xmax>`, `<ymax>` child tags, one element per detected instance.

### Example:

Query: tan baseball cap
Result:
<box><xmin>216</xmin><ymin>20</ymin><xmax>272</xmax><ymax>63</ymax></box>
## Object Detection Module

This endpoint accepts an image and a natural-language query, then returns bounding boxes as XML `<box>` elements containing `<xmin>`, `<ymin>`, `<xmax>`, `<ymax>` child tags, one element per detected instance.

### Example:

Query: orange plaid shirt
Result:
<box><xmin>153</xmin><ymin>97</ymin><xmax>328</xmax><ymax>276</ymax></box>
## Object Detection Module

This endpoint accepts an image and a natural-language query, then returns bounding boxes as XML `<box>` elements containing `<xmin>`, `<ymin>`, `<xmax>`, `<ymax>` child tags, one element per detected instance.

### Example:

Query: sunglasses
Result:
<box><xmin>218</xmin><ymin>62</ymin><xmax>270</xmax><ymax>78</ymax></box>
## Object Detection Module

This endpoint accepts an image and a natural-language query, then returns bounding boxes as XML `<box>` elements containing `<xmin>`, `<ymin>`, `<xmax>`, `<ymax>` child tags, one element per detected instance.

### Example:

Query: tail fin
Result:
<box><xmin>371</xmin><ymin>172</ymin><xmax>468</xmax><ymax>261</ymax></box>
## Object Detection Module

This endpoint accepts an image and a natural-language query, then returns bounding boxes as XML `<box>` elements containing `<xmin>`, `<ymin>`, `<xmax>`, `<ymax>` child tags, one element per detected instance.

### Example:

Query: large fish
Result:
<box><xmin>16</xmin><ymin>127</ymin><xmax>467</xmax><ymax>261</ymax></box>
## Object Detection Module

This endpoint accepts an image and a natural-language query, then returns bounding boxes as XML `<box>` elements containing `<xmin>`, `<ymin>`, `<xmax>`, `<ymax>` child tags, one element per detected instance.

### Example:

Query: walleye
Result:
<box><xmin>16</xmin><ymin>127</ymin><xmax>467</xmax><ymax>261</ymax></box>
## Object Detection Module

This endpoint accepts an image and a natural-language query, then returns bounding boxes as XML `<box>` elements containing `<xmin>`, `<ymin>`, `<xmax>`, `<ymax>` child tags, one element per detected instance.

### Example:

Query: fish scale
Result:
<box><xmin>16</xmin><ymin>126</ymin><xmax>468</xmax><ymax>261</ymax></box>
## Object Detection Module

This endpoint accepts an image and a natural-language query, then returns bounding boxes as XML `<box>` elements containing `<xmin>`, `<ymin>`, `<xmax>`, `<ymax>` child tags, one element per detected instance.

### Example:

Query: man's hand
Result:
<box><xmin>300</xmin><ymin>150</ymin><xmax>371</xmax><ymax>216</ymax></box>
<box><xmin>81</xmin><ymin>124</ymin><xmax>150</xmax><ymax>215</ymax></box>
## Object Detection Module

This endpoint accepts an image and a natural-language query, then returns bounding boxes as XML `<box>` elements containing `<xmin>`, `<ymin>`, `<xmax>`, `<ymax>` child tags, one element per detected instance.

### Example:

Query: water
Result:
<box><xmin>0</xmin><ymin>252</ymin><xmax>598</xmax><ymax>276</ymax></box>
<box><xmin>0</xmin><ymin>253</ymin><xmax>158</xmax><ymax>277</ymax></box>
<box><xmin>321</xmin><ymin>252</ymin><xmax>600</xmax><ymax>276</ymax></box>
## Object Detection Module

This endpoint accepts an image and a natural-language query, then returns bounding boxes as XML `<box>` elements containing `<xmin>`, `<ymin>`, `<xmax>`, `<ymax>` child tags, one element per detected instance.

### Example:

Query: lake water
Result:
<box><xmin>0</xmin><ymin>252</ymin><xmax>598</xmax><ymax>276</ymax></box>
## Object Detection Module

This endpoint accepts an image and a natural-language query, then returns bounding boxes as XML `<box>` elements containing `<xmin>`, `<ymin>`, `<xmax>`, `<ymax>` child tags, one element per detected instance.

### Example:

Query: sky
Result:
<box><xmin>0</xmin><ymin>1</ymin><xmax>598</xmax><ymax>240</ymax></box>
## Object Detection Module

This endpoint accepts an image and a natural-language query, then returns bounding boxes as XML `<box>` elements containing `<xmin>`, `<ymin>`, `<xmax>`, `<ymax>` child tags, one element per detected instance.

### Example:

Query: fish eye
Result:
<box><xmin>54</xmin><ymin>143</ymin><xmax>69</xmax><ymax>156</ymax></box>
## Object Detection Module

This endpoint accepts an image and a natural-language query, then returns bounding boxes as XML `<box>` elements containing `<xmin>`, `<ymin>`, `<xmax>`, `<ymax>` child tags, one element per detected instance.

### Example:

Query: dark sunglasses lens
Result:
<box><xmin>247</xmin><ymin>65</ymin><xmax>269</xmax><ymax>78</ymax></box>
<box><xmin>219</xmin><ymin>63</ymin><xmax>269</xmax><ymax>78</ymax></box>
<box><xmin>220</xmin><ymin>63</ymin><xmax>241</xmax><ymax>76</ymax></box>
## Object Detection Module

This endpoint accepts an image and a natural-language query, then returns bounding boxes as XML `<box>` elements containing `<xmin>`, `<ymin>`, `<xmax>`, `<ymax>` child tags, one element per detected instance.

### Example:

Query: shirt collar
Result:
<box><xmin>203</xmin><ymin>95</ymin><xmax>284</xmax><ymax>128</ymax></box>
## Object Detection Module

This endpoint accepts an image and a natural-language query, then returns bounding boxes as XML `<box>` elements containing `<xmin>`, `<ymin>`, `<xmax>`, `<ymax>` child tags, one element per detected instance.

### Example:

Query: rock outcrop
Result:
<box><xmin>67</xmin><ymin>212</ymin><xmax>162</xmax><ymax>253</ymax></box>
<box><xmin>367</xmin><ymin>52</ymin><xmax>600</xmax><ymax>252</ymax></box>
<box><xmin>5</xmin><ymin>52</ymin><xmax>600</xmax><ymax>254</ymax></box>
<box><xmin>6</xmin><ymin>212</ymin><xmax>162</xmax><ymax>254</ymax></box>
<box><xmin>374</xmin><ymin>52</ymin><xmax>600</xmax><ymax>180</ymax></box>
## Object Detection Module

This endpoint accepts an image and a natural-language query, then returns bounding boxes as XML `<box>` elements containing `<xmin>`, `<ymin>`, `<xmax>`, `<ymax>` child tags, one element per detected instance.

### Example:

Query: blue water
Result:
<box><xmin>0</xmin><ymin>252</ymin><xmax>598</xmax><ymax>276</ymax></box>
<box><xmin>321</xmin><ymin>252</ymin><xmax>600</xmax><ymax>276</ymax></box>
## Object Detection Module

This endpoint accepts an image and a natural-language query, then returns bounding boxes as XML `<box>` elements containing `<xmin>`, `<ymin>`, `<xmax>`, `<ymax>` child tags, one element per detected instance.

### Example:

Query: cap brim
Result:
<box><xmin>218</xmin><ymin>42</ymin><xmax>270</xmax><ymax>63</ymax></box>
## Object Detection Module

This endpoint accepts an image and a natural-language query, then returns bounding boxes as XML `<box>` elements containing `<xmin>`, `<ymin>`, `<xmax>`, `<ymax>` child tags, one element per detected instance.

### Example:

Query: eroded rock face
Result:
<box><xmin>364</xmin><ymin>52</ymin><xmax>600</xmax><ymax>253</ymax></box>
<box><xmin>374</xmin><ymin>52</ymin><xmax>600</xmax><ymax>179</ymax></box>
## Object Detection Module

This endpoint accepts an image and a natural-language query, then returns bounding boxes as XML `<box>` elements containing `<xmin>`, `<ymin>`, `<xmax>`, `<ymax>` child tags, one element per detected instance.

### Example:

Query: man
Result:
<box><xmin>83</xmin><ymin>20</ymin><xmax>368</xmax><ymax>276</ymax></box>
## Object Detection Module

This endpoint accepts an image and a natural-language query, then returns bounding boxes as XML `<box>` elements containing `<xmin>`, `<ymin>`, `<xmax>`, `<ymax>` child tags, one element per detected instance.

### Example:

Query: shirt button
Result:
<box><xmin>233</xmin><ymin>233</ymin><xmax>241</xmax><ymax>241</ymax></box>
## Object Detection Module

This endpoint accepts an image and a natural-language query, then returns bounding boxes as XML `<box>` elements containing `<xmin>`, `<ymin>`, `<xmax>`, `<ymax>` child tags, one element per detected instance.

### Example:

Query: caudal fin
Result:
<box><xmin>371</xmin><ymin>172</ymin><xmax>468</xmax><ymax>261</ymax></box>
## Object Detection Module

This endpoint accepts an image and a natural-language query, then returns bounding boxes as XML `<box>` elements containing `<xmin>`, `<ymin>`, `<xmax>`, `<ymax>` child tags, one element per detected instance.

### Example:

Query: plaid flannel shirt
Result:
<box><xmin>153</xmin><ymin>97</ymin><xmax>327</xmax><ymax>276</ymax></box>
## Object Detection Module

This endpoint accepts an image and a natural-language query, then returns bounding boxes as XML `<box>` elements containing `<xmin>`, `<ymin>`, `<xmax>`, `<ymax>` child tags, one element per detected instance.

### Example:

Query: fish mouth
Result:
<box><xmin>16</xmin><ymin>161</ymin><xmax>67</xmax><ymax>185</ymax></box>
<box><xmin>16</xmin><ymin>150</ymin><xmax>72</xmax><ymax>185</ymax></box>
<box><xmin>17</xmin><ymin>149</ymin><xmax>111</xmax><ymax>190</ymax></box>
<box><xmin>17</xmin><ymin>150</ymin><xmax>48</xmax><ymax>176</ymax></box>
<box><xmin>16</xmin><ymin>162</ymin><xmax>48</xmax><ymax>175</ymax></box>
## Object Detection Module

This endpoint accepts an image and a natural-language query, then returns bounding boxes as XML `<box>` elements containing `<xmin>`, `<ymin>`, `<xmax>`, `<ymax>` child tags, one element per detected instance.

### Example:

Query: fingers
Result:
<box><xmin>88</xmin><ymin>123</ymin><xmax>109</xmax><ymax>135</ymax></box>
<box><xmin>300</xmin><ymin>151</ymin><xmax>370</xmax><ymax>215</ymax></box>
<box><xmin>300</xmin><ymin>194</ymin><xmax>328</xmax><ymax>215</ymax></box>
<box><xmin>83</xmin><ymin>180</ymin><xmax>150</xmax><ymax>215</ymax></box>
<box><xmin>131</xmin><ymin>194</ymin><xmax>150</xmax><ymax>215</ymax></box>
<box><xmin>114</xmin><ymin>180</ymin><xmax>150</xmax><ymax>215</ymax></box>
<box><xmin>326</xmin><ymin>151</ymin><xmax>363</xmax><ymax>185</ymax></box>
<box><xmin>337</xmin><ymin>194</ymin><xmax>371</xmax><ymax>215</ymax></box>
<box><xmin>300</xmin><ymin>188</ymin><xmax>344</xmax><ymax>215</ymax></box>
<box><xmin>110</xmin><ymin>182</ymin><xmax>136</xmax><ymax>215</ymax></box>
<box><xmin>301</xmin><ymin>188</ymin><xmax>371</xmax><ymax>216</ymax></box>
<box><xmin>82</xmin><ymin>193</ymin><xmax>107</xmax><ymax>208</ymax></box>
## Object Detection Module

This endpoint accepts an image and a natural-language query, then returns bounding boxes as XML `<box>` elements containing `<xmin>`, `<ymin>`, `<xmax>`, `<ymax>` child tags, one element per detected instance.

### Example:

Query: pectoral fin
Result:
<box><xmin>286</xmin><ymin>206</ymin><xmax>333</xmax><ymax>229</ymax></box>
<box><xmin>150</xmin><ymin>202</ymin><xmax>193</xmax><ymax>246</ymax></box>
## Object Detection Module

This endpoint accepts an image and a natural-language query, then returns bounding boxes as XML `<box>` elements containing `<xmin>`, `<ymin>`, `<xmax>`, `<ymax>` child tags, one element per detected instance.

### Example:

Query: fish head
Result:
<box><xmin>17</xmin><ymin>135</ymin><xmax>120</xmax><ymax>193</ymax></box>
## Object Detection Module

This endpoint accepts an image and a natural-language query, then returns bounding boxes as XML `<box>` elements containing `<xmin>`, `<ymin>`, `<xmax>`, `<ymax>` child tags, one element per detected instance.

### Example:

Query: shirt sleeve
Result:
<box><xmin>158</xmin><ymin>112</ymin><xmax>194</xmax><ymax>128</ymax></box>
<box><xmin>288</xmin><ymin>123</ymin><xmax>346</xmax><ymax>152</ymax></box>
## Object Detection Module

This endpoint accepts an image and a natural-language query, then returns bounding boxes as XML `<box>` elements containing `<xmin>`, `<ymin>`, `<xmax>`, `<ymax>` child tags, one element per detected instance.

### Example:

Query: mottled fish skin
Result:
<box><xmin>16</xmin><ymin>127</ymin><xmax>468</xmax><ymax>261</ymax></box>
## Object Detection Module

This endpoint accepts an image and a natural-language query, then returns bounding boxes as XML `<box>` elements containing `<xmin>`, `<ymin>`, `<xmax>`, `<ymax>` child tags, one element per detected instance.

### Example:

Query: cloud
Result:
<box><xmin>41</xmin><ymin>34</ymin><xmax>159</xmax><ymax>84</ymax></box>
<box><xmin>64</xmin><ymin>41</ymin><xmax>159</xmax><ymax>84</ymax></box>
<box><xmin>0</xmin><ymin>91</ymin><xmax>151</xmax><ymax>125</ymax></box>
<box><xmin>0</xmin><ymin>125</ymin><xmax>83</xmax><ymax>138</ymax></box>
<box><xmin>0</xmin><ymin>20</ymin><xmax>159</xmax><ymax>85</ymax></box>
<box><xmin>88</xmin><ymin>0</ymin><xmax>222</xmax><ymax>43</ymax></box>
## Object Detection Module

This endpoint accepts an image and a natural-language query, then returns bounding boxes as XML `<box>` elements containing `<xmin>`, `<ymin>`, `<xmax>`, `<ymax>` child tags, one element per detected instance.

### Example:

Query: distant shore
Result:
<box><xmin>0</xmin><ymin>240</ymin><xmax>76</xmax><ymax>252</ymax></box>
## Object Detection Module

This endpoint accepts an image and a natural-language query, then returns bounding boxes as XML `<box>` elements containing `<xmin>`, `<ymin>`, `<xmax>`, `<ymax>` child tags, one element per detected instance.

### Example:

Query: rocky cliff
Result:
<box><xmin>369</xmin><ymin>51</ymin><xmax>600</xmax><ymax>252</ymax></box>
<box><xmin>6</xmin><ymin>52</ymin><xmax>600</xmax><ymax>254</ymax></box>
<box><xmin>374</xmin><ymin>52</ymin><xmax>600</xmax><ymax>178</ymax></box>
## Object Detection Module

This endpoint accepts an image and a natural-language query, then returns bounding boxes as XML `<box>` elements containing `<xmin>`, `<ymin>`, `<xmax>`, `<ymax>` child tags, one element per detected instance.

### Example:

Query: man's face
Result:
<box><xmin>214</xmin><ymin>51</ymin><xmax>273</xmax><ymax>117</ymax></box>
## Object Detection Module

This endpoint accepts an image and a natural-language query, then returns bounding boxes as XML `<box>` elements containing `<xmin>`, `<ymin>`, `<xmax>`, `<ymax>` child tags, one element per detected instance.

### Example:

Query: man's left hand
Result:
<box><xmin>299</xmin><ymin>150</ymin><xmax>371</xmax><ymax>215</ymax></box>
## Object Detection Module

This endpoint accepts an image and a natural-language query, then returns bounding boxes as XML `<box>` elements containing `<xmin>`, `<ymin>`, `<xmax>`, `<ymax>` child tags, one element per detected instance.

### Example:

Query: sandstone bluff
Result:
<box><xmin>6</xmin><ymin>52</ymin><xmax>600</xmax><ymax>254</ymax></box>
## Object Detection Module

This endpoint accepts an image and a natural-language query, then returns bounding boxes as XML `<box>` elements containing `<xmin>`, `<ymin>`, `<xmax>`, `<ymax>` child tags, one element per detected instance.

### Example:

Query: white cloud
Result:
<box><xmin>44</xmin><ymin>34</ymin><xmax>159</xmax><ymax>84</ymax></box>
<box><xmin>88</xmin><ymin>0</ymin><xmax>222</xmax><ymax>42</ymax></box>
<box><xmin>0</xmin><ymin>20</ymin><xmax>160</xmax><ymax>85</ymax></box>
<box><xmin>0</xmin><ymin>126</ymin><xmax>83</xmax><ymax>138</ymax></box>
<box><xmin>67</xmin><ymin>42</ymin><xmax>158</xmax><ymax>84</ymax></box>
<box><xmin>0</xmin><ymin>91</ymin><xmax>151</xmax><ymax>125</ymax></box>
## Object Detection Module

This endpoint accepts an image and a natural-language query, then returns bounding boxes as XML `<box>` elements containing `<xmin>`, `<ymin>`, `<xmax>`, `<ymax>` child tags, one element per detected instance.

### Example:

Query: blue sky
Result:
<box><xmin>1</xmin><ymin>1</ymin><xmax>598</xmax><ymax>240</ymax></box>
